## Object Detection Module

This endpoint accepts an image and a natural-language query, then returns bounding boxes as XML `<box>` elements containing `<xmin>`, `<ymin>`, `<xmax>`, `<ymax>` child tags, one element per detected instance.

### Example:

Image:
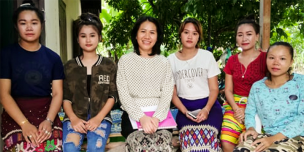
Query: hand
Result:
<box><xmin>37</xmin><ymin>120</ymin><xmax>52</xmax><ymax>143</ymax></box>
<box><xmin>252</xmin><ymin>136</ymin><xmax>275</xmax><ymax>152</ymax></box>
<box><xmin>195</xmin><ymin>108</ymin><xmax>209</xmax><ymax>123</ymax></box>
<box><xmin>139</xmin><ymin>115</ymin><xmax>155</xmax><ymax>134</ymax></box>
<box><xmin>239</xmin><ymin>127</ymin><xmax>258</xmax><ymax>142</ymax></box>
<box><xmin>85</xmin><ymin>117</ymin><xmax>102</xmax><ymax>131</ymax></box>
<box><xmin>21</xmin><ymin>122</ymin><xmax>40</xmax><ymax>147</ymax></box>
<box><xmin>151</xmin><ymin>117</ymin><xmax>159</xmax><ymax>133</ymax></box>
<box><xmin>70</xmin><ymin>117</ymin><xmax>87</xmax><ymax>133</ymax></box>
<box><xmin>233</xmin><ymin>108</ymin><xmax>245</xmax><ymax>124</ymax></box>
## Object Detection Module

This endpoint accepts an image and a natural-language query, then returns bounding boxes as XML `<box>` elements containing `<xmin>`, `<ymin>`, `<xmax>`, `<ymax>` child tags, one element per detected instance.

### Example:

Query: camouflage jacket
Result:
<box><xmin>63</xmin><ymin>55</ymin><xmax>118</xmax><ymax>122</ymax></box>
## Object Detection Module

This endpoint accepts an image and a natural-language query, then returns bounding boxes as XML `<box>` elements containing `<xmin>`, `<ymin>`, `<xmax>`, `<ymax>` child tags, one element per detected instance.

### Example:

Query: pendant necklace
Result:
<box><xmin>240</xmin><ymin>64</ymin><xmax>247</xmax><ymax>79</ymax></box>
<box><xmin>240</xmin><ymin>58</ymin><xmax>254</xmax><ymax>79</ymax></box>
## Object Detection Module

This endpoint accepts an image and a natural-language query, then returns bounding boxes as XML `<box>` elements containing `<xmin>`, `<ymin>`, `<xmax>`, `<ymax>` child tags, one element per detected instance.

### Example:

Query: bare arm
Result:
<box><xmin>204</xmin><ymin>76</ymin><xmax>219</xmax><ymax>112</ymax></box>
<box><xmin>47</xmin><ymin>80</ymin><xmax>63</xmax><ymax>121</ymax></box>
<box><xmin>0</xmin><ymin>79</ymin><xmax>28</xmax><ymax>126</ymax></box>
<box><xmin>225</xmin><ymin>74</ymin><xmax>244</xmax><ymax>123</ymax></box>
<box><xmin>37</xmin><ymin>80</ymin><xmax>63</xmax><ymax>142</ymax></box>
<box><xmin>171</xmin><ymin>85</ymin><xmax>197</xmax><ymax>122</ymax></box>
<box><xmin>225</xmin><ymin>74</ymin><xmax>238</xmax><ymax>110</ymax></box>
<box><xmin>63</xmin><ymin>100</ymin><xmax>77</xmax><ymax>122</ymax></box>
<box><xmin>195</xmin><ymin>76</ymin><xmax>219</xmax><ymax>123</ymax></box>
<box><xmin>0</xmin><ymin>79</ymin><xmax>39</xmax><ymax>145</ymax></box>
<box><xmin>171</xmin><ymin>85</ymin><xmax>187</xmax><ymax>115</ymax></box>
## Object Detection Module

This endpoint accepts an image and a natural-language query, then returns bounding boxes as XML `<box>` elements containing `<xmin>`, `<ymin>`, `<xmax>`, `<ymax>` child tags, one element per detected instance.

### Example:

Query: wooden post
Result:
<box><xmin>260</xmin><ymin>0</ymin><xmax>271</xmax><ymax>51</ymax></box>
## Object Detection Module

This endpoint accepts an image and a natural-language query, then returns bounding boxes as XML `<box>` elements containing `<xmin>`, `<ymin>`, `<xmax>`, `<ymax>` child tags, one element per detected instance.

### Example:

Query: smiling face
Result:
<box><xmin>180</xmin><ymin>23</ymin><xmax>200</xmax><ymax>49</ymax></box>
<box><xmin>136</xmin><ymin>21</ymin><xmax>157</xmax><ymax>54</ymax></box>
<box><xmin>267</xmin><ymin>45</ymin><xmax>293</xmax><ymax>77</ymax></box>
<box><xmin>78</xmin><ymin>25</ymin><xmax>100</xmax><ymax>52</ymax></box>
<box><xmin>236</xmin><ymin>24</ymin><xmax>259</xmax><ymax>51</ymax></box>
<box><xmin>17</xmin><ymin>10</ymin><xmax>41</xmax><ymax>43</ymax></box>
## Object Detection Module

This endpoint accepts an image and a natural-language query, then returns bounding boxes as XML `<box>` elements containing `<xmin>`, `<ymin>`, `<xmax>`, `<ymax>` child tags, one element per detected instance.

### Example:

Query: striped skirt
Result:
<box><xmin>220</xmin><ymin>94</ymin><xmax>247</xmax><ymax>145</ymax></box>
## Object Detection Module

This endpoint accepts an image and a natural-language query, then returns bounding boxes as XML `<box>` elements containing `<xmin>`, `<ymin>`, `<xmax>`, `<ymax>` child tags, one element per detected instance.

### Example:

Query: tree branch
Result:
<box><xmin>148</xmin><ymin>0</ymin><xmax>156</xmax><ymax>8</ymax></box>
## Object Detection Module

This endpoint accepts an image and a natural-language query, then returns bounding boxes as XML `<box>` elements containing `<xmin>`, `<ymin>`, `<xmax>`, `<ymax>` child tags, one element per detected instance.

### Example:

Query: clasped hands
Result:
<box><xmin>21</xmin><ymin>119</ymin><xmax>53</xmax><ymax>147</ymax></box>
<box><xmin>139</xmin><ymin>115</ymin><xmax>159</xmax><ymax>134</ymax></box>
<box><xmin>233</xmin><ymin>107</ymin><xmax>245</xmax><ymax>124</ymax></box>
<box><xmin>70</xmin><ymin>116</ymin><xmax>101</xmax><ymax>133</ymax></box>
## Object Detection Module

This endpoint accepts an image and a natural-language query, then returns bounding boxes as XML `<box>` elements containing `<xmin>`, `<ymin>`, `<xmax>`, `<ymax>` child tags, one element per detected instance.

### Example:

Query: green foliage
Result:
<box><xmin>100</xmin><ymin>0</ymin><xmax>303</xmax><ymax>63</ymax></box>
<box><xmin>271</xmin><ymin>22</ymin><xmax>304</xmax><ymax>74</ymax></box>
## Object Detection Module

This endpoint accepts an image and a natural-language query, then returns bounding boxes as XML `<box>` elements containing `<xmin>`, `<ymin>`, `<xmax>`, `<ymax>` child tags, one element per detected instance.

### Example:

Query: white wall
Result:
<box><xmin>44</xmin><ymin>0</ymin><xmax>81</xmax><ymax>59</ymax></box>
<box><xmin>44</xmin><ymin>0</ymin><xmax>60</xmax><ymax>55</ymax></box>
<box><xmin>63</xmin><ymin>0</ymin><xmax>82</xmax><ymax>60</ymax></box>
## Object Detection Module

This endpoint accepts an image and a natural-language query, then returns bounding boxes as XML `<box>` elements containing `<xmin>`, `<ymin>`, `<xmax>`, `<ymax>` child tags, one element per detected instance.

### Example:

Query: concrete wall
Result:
<box><xmin>63</xmin><ymin>0</ymin><xmax>82</xmax><ymax>60</ymax></box>
<box><xmin>45</xmin><ymin>0</ymin><xmax>61</xmax><ymax>55</ymax></box>
<box><xmin>45</xmin><ymin>0</ymin><xmax>81</xmax><ymax>58</ymax></box>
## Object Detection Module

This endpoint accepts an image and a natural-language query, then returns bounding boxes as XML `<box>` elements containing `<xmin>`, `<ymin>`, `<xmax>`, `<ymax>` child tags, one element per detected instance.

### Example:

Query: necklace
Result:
<box><xmin>239</xmin><ymin>52</ymin><xmax>255</xmax><ymax>79</ymax></box>
<box><xmin>240</xmin><ymin>58</ymin><xmax>254</xmax><ymax>79</ymax></box>
<box><xmin>240</xmin><ymin>64</ymin><xmax>247</xmax><ymax>79</ymax></box>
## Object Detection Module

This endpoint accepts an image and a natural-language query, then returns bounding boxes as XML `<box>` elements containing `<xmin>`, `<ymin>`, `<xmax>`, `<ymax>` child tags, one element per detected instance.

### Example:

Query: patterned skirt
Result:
<box><xmin>220</xmin><ymin>94</ymin><xmax>247</xmax><ymax>145</ymax></box>
<box><xmin>1</xmin><ymin>97</ymin><xmax>63</xmax><ymax>152</ymax></box>
<box><xmin>125</xmin><ymin>130</ymin><xmax>173</xmax><ymax>152</ymax></box>
<box><xmin>234</xmin><ymin>134</ymin><xmax>304</xmax><ymax>152</ymax></box>
<box><xmin>177</xmin><ymin>97</ymin><xmax>223</xmax><ymax>152</ymax></box>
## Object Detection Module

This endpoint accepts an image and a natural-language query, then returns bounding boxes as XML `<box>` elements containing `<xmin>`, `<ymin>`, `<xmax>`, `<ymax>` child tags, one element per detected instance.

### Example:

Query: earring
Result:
<box><xmin>255</xmin><ymin>41</ymin><xmax>260</xmax><ymax>50</ymax></box>
<box><xmin>236</xmin><ymin>44</ymin><xmax>242</xmax><ymax>52</ymax></box>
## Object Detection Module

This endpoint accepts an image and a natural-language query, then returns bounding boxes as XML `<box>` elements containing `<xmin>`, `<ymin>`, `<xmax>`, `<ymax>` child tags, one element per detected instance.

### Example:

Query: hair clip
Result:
<box><xmin>87</xmin><ymin>17</ymin><xmax>92</xmax><ymax>22</ymax></box>
<box><xmin>20</xmin><ymin>3</ymin><xmax>31</xmax><ymax>7</ymax></box>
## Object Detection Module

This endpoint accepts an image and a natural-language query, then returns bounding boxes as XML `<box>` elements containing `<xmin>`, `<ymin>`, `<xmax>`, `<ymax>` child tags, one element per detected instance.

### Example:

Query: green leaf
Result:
<box><xmin>101</xmin><ymin>9</ymin><xmax>111</xmax><ymax>23</ymax></box>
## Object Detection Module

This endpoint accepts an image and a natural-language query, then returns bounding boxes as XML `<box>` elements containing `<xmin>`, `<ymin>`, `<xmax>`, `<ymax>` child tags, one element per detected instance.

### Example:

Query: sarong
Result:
<box><xmin>177</xmin><ymin>97</ymin><xmax>223</xmax><ymax>152</ymax></box>
<box><xmin>1</xmin><ymin>97</ymin><xmax>63</xmax><ymax>152</ymax></box>
<box><xmin>220</xmin><ymin>94</ymin><xmax>247</xmax><ymax>145</ymax></box>
<box><xmin>234</xmin><ymin>134</ymin><xmax>304</xmax><ymax>152</ymax></box>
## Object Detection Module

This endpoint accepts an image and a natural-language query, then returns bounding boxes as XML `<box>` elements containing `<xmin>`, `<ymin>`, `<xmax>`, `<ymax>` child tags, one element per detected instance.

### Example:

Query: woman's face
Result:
<box><xmin>17</xmin><ymin>10</ymin><xmax>41</xmax><ymax>43</ymax></box>
<box><xmin>236</xmin><ymin>24</ymin><xmax>259</xmax><ymax>51</ymax></box>
<box><xmin>78</xmin><ymin>25</ymin><xmax>100</xmax><ymax>52</ymax></box>
<box><xmin>180</xmin><ymin>23</ymin><xmax>199</xmax><ymax>49</ymax></box>
<box><xmin>267</xmin><ymin>45</ymin><xmax>293</xmax><ymax>77</ymax></box>
<box><xmin>136</xmin><ymin>21</ymin><xmax>157</xmax><ymax>54</ymax></box>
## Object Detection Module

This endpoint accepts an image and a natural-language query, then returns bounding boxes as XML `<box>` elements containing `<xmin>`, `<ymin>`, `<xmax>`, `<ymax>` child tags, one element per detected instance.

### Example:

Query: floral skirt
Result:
<box><xmin>125</xmin><ymin>130</ymin><xmax>173</xmax><ymax>152</ymax></box>
<box><xmin>2</xmin><ymin>97</ymin><xmax>63</xmax><ymax>152</ymax></box>
<box><xmin>234</xmin><ymin>134</ymin><xmax>304</xmax><ymax>152</ymax></box>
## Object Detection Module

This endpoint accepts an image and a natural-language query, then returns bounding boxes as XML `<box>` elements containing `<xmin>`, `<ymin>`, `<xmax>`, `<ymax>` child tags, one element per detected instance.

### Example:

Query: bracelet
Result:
<box><xmin>20</xmin><ymin>120</ymin><xmax>28</xmax><ymax>126</ymax></box>
<box><xmin>45</xmin><ymin>118</ymin><xmax>53</xmax><ymax>125</ymax></box>
<box><xmin>202</xmin><ymin>108</ymin><xmax>209</xmax><ymax>115</ymax></box>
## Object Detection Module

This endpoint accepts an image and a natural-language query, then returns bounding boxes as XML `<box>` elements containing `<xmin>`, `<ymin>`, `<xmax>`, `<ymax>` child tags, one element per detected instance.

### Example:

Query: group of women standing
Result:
<box><xmin>1</xmin><ymin>1</ymin><xmax>304</xmax><ymax>152</ymax></box>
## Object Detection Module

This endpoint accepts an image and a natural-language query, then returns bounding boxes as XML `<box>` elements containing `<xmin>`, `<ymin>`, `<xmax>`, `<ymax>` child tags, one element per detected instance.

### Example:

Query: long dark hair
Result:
<box><xmin>131</xmin><ymin>16</ymin><xmax>163</xmax><ymax>56</ymax></box>
<box><xmin>266</xmin><ymin>41</ymin><xmax>294</xmax><ymax>81</ymax></box>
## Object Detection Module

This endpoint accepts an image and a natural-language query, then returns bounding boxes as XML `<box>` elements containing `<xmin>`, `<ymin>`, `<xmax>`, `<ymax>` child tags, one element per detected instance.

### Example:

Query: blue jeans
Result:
<box><xmin>62</xmin><ymin>120</ymin><xmax>111</xmax><ymax>152</ymax></box>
